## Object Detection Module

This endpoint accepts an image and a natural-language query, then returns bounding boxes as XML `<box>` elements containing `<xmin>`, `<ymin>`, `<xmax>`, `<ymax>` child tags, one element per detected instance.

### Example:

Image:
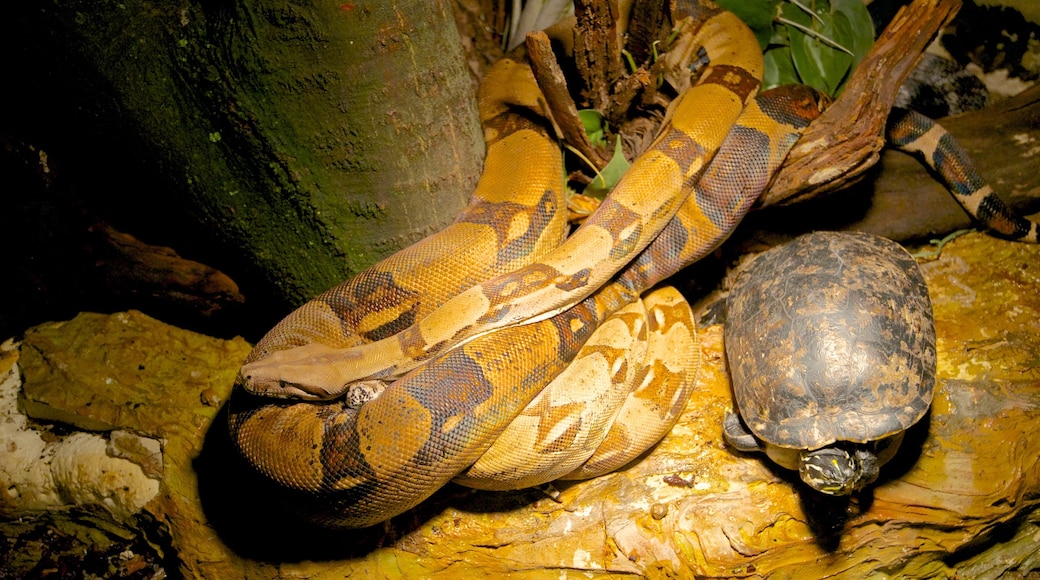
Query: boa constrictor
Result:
<box><xmin>230</xmin><ymin>0</ymin><xmax>1039</xmax><ymax>528</ymax></box>
<box><xmin>230</xmin><ymin>0</ymin><xmax>801</xmax><ymax>528</ymax></box>
<box><xmin>239</xmin><ymin>0</ymin><xmax>765</xmax><ymax>399</ymax></box>
<box><xmin>886</xmin><ymin>108</ymin><xmax>1038</xmax><ymax>243</ymax></box>
<box><xmin>456</xmin><ymin>83</ymin><xmax>829</xmax><ymax>490</ymax></box>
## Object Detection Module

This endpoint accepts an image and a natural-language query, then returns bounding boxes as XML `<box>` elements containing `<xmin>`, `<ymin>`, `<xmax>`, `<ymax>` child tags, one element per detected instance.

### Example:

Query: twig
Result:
<box><xmin>527</xmin><ymin>31</ymin><xmax>611</xmax><ymax>168</ymax></box>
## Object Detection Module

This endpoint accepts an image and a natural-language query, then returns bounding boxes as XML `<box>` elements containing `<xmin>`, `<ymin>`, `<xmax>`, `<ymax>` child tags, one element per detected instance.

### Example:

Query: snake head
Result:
<box><xmin>238</xmin><ymin>342</ymin><xmax>365</xmax><ymax>401</ymax></box>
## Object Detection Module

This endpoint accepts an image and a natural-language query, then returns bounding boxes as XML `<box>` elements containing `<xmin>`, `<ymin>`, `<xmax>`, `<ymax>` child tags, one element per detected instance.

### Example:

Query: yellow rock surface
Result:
<box><xmin>5</xmin><ymin>232</ymin><xmax>1040</xmax><ymax>578</ymax></box>
<box><xmin>15</xmin><ymin>310</ymin><xmax>254</xmax><ymax>578</ymax></box>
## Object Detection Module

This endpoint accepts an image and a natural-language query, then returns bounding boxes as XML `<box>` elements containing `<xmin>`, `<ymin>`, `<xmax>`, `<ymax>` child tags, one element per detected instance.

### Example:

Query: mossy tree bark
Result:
<box><xmin>2</xmin><ymin>0</ymin><xmax>483</xmax><ymax>329</ymax></box>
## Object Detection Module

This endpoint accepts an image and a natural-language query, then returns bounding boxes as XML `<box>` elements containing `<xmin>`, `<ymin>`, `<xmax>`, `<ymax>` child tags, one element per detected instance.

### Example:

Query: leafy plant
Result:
<box><xmin>573</xmin><ymin>110</ymin><xmax>630</xmax><ymax>199</ymax></box>
<box><xmin>518</xmin><ymin>0</ymin><xmax>874</xmax><ymax>203</ymax></box>
<box><xmin>717</xmin><ymin>0</ymin><xmax>874</xmax><ymax>96</ymax></box>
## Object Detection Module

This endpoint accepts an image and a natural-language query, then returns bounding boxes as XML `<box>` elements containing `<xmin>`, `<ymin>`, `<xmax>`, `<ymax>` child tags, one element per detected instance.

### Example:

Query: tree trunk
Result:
<box><xmin>2</xmin><ymin>0</ymin><xmax>483</xmax><ymax>329</ymax></box>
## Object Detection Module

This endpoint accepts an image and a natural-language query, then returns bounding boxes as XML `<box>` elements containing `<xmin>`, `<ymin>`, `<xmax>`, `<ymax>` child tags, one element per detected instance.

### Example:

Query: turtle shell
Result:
<box><xmin>725</xmin><ymin>231</ymin><xmax>936</xmax><ymax>450</ymax></box>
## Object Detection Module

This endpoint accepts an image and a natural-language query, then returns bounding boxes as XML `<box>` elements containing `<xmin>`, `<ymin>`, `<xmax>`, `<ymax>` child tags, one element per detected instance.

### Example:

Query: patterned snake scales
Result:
<box><xmin>229</xmin><ymin>1</ymin><xmax>1039</xmax><ymax>528</ymax></box>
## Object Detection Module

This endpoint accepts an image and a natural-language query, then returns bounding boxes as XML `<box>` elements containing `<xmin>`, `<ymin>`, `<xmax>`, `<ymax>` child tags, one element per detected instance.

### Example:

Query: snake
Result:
<box><xmin>886</xmin><ymin>107</ymin><xmax>1039</xmax><ymax>243</ymax></box>
<box><xmin>229</xmin><ymin>0</ymin><xmax>1039</xmax><ymax>528</ymax></box>
<box><xmin>230</xmin><ymin>0</ymin><xmax>779</xmax><ymax>527</ymax></box>
<box><xmin>455</xmin><ymin>84</ymin><xmax>827</xmax><ymax>490</ymax></box>
<box><xmin>238</xmin><ymin>58</ymin><xmax>569</xmax><ymax>366</ymax></box>
<box><xmin>237</xmin><ymin>1</ymin><xmax>765</xmax><ymax>400</ymax></box>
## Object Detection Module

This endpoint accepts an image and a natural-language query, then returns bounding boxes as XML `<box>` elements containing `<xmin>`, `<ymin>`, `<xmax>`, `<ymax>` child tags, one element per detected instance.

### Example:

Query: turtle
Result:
<box><xmin>722</xmin><ymin>231</ymin><xmax>936</xmax><ymax>495</ymax></box>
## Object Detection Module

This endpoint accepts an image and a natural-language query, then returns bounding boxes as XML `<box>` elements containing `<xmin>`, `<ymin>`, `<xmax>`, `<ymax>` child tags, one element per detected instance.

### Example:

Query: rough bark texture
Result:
<box><xmin>573</xmin><ymin>0</ymin><xmax>625</xmax><ymax>111</ymax></box>
<box><xmin>739</xmin><ymin>85</ymin><xmax>1040</xmax><ymax>244</ymax></box>
<box><xmin>763</xmin><ymin>0</ymin><xmax>962</xmax><ymax>206</ymax></box>
<box><xmin>1</xmin><ymin>0</ymin><xmax>484</xmax><ymax>325</ymax></box>
<box><xmin>862</xmin><ymin>85</ymin><xmax>1040</xmax><ymax>235</ymax></box>
<box><xmin>528</xmin><ymin>31</ymin><xmax>611</xmax><ymax>168</ymax></box>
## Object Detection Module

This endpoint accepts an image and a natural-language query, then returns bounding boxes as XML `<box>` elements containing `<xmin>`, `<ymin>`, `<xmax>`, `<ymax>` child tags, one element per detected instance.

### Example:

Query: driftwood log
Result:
<box><xmin>527</xmin><ymin>0</ymin><xmax>1008</xmax><ymax>222</ymax></box>
<box><xmin>525</xmin><ymin>0</ymin><xmax>1039</xmax><ymax>244</ymax></box>
<box><xmin>730</xmin><ymin>83</ymin><xmax>1040</xmax><ymax>246</ymax></box>
<box><xmin>763</xmin><ymin>0</ymin><xmax>964</xmax><ymax>206</ymax></box>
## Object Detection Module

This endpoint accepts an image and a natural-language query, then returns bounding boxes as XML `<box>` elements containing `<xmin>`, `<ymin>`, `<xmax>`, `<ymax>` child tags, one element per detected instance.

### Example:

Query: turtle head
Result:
<box><xmin>798</xmin><ymin>445</ymin><xmax>879</xmax><ymax>495</ymax></box>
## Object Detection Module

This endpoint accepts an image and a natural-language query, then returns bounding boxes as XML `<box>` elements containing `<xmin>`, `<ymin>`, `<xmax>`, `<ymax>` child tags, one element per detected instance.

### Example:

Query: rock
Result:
<box><xmin>1</xmin><ymin>232</ymin><xmax>1039</xmax><ymax>578</ymax></box>
<box><xmin>17</xmin><ymin>310</ymin><xmax>248</xmax><ymax>436</ymax></box>
<box><xmin>48</xmin><ymin>432</ymin><xmax>159</xmax><ymax>522</ymax></box>
<box><xmin>3</xmin><ymin>310</ymin><xmax>255</xmax><ymax>578</ymax></box>
<box><xmin>0</xmin><ymin>340</ymin><xmax>62</xmax><ymax>514</ymax></box>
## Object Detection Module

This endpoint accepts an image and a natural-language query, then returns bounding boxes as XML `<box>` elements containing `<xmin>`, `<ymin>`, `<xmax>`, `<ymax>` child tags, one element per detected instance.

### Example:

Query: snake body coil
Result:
<box><xmin>230</xmin><ymin>1</ymin><xmax>1039</xmax><ymax>528</ymax></box>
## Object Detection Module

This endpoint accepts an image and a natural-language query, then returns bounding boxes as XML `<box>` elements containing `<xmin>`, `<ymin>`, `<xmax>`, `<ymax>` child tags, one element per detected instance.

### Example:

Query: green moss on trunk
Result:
<box><xmin>9</xmin><ymin>0</ymin><xmax>483</xmax><ymax>308</ymax></box>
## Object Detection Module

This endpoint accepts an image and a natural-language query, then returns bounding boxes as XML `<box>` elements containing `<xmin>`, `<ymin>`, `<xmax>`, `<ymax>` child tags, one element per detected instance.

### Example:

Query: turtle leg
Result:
<box><xmin>723</xmin><ymin>410</ymin><xmax>763</xmax><ymax>452</ymax></box>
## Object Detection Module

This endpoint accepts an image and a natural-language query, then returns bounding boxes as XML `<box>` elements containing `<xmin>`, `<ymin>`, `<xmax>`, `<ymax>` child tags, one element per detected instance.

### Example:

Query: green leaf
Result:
<box><xmin>763</xmin><ymin>46</ymin><xmax>800</xmax><ymax>91</ymax></box>
<box><xmin>577</xmin><ymin>109</ymin><xmax>607</xmax><ymax>149</ymax></box>
<box><xmin>781</xmin><ymin>3</ymin><xmax>825</xmax><ymax>92</ymax></box>
<box><xmin>583</xmin><ymin>138</ymin><xmax>630</xmax><ymax>199</ymax></box>
<box><xmin>825</xmin><ymin>10</ymin><xmax>858</xmax><ymax>94</ymax></box>
<box><xmin>768</xmin><ymin>19</ymin><xmax>792</xmax><ymax>48</ymax></box>
<box><xmin>782</xmin><ymin>0</ymin><xmax>854</xmax><ymax>96</ymax></box>
<box><xmin>831</xmin><ymin>0</ymin><xmax>875</xmax><ymax>68</ymax></box>
<box><xmin>715</xmin><ymin>0</ymin><xmax>782</xmax><ymax>49</ymax></box>
<box><xmin>722</xmin><ymin>0</ymin><xmax>875</xmax><ymax>96</ymax></box>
